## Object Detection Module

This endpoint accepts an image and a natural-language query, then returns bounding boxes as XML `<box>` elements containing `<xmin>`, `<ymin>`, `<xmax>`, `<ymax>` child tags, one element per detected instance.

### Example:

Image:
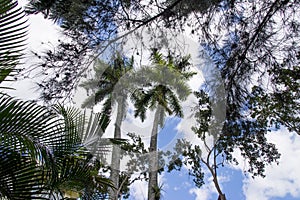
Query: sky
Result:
<box><xmin>8</xmin><ymin>1</ymin><xmax>300</xmax><ymax>200</ymax></box>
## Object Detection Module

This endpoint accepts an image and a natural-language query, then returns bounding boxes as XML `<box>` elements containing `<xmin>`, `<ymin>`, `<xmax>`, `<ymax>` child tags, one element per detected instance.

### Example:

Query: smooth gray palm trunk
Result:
<box><xmin>109</xmin><ymin>97</ymin><xmax>125</xmax><ymax>200</ymax></box>
<box><xmin>148</xmin><ymin>106</ymin><xmax>162</xmax><ymax>200</ymax></box>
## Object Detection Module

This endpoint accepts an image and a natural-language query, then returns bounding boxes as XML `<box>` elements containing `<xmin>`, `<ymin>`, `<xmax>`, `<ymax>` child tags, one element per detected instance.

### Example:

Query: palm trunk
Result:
<box><xmin>109</xmin><ymin>96</ymin><xmax>125</xmax><ymax>200</ymax></box>
<box><xmin>148</xmin><ymin>106</ymin><xmax>162</xmax><ymax>200</ymax></box>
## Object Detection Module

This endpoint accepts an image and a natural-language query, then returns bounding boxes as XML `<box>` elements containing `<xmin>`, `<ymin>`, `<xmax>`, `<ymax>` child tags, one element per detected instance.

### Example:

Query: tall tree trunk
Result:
<box><xmin>218</xmin><ymin>194</ymin><xmax>226</xmax><ymax>200</ymax></box>
<box><xmin>148</xmin><ymin>106</ymin><xmax>162</xmax><ymax>200</ymax></box>
<box><xmin>109</xmin><ymin>96</ymin><xmax>125</xmax><ymax>200</ymax></box>
<box><xmin>211</xmin><ymin>149</ymin><xmax>226</xmax><ymax>200</ymax></box>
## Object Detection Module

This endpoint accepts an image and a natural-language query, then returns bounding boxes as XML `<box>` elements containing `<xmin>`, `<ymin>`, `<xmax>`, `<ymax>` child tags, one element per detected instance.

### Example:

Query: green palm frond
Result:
<box><xmin>101</xmin><ymin>95</ymin><xmax>112</xmax><ymax>116</ymax></box>
<box><xmin>51</xmin><ymin>106</ymin><xmax>116</xmax><ymax>198</ymax></box>
<box><xmin>132</xmin><ymin>50</ymin><xmax>194</xmax><ymax>122</ymax></box>
<box><xmin>0</xmin><ymin>0</ymin><xmax>28</xmax><ymax>88</ymax></box>
<box><xmin>0</xmin><ymin>0</ymin><xmax>27</xmax><ymax>64</ymax></box>
<box><xmin>0</xmin><ymin>93</ymin><xmax>63</xmax><ymax>162</ymax></box>
<box><xmin>52</xmin><ymin>156</ymin><xmax>113</xmax><ymax>199</ymax></box>
<box><xmin>166</xmin><ymin>88</ymin><xmax>183</xmax><ymax>117</ymax></box>
<box><xmin>81</xmin><ymin>93</ymin><xmax>97</xmax><ymax>109</ymax></box>
<box><xmin>131</xmin><ymin>89</ymin><xmax>152</xmax><ymax>121</ymax></box>
<box><xmin>55</xmin><ymin>105</ymin><xmax>127</xmax><ymax>165</ymax></box>
<box><xmin>0</xmin><ymin>93</ymin><xmax>62</xmax><ymax>199</ymax></box>
<box><xmin>79</xmin><ymin>79</ymin><xmax>100</xmax><ymax>91</ymax></box>
<box><xmin>94</xmin><ymin>85</ymin><xmax>114</xmax><ymax>106</ymax></box>
<box><xmin>0</xmin><ymin>146</ymin><xmax>51</xmax><ymax>200</ymax></box>
<box><xmin>53</xmin><ymin>105</ymin><xmax>111</xmax><ymax>160</ymax></box>
<box><xmin>0</xmin><ymin>94</ymin><xmax>115</xmax><ymax>198</ymax></box>
<box><xmin>80</xmin><ymin>54</ymin><xmax>133</xmax><ymax>112</ymax></box>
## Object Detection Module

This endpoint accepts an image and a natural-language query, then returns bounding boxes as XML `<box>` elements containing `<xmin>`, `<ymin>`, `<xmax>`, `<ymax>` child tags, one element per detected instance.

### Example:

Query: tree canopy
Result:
<box><xmin>3</xmin><ymin>0</ymin><xmax>300</xmax><ymax>199</ymax></box>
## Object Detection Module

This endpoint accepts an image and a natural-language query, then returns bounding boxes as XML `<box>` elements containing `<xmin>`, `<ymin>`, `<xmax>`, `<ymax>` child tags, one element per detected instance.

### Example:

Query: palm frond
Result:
<box><xmin>0</xmin><ymin>93</ymin><xmax>63</xmax><ymax>162</ymax></box>
<box><xmin>131</xmin><ymin>89</ymin><xmax>153</xmax><ymax>122</ymax></box>
<box><xmin>0</xmin><ymin>94</ymin><xmax>115</xmax><ymax>198</ymax></box>
<box><xmin>52</xmin><ymin>156</ymin><xmax>113</xmax><ymax>198</ymax></box>
<box><xmin>132</xmin><ymin>51</ymin><xmax>194</xmax><ymax>123</ymax></box>
<box><xmin>0</xmin><ymin>149</ymin><xmax>50</xmax><ymax>199</ymax></box>
<box><xmin>101</xmin><ymin>96</ymin><xmax>113</xmax><ymax>116</ymax></box>
<box><xmin>81</xmin><ymin>93</ymin><xmax>97</xmax><ymax>109</ymax></box>
<box><xmin>0</xmin><ymin>0</ymin><xmax>27</xmax><ymax>67</ymax></box>
<box><xmin>80</xmin><ymin>55</ymin><xmax>133</xmax><ymax>112</ymax></box>
<box><xmin>0</xmin><ymin>0</ymin><xmax>28</xmax><ymax>88</ymax></box>
<box><xmin>166</xmin><ymin>89</ymin><xmax>183</xmax><ymax>117</ymax></box>
<box><xmin>55</xmin><ymin>105</ymin><xmax>112</xmax><ymax>162</ymax></box>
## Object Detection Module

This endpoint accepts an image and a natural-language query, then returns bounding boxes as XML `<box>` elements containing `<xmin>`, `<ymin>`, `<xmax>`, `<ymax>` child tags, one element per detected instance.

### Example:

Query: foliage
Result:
<box><xmin>79</xmin><ymin>53</ymin><xmax>134</xmax><ymax>199</ymax></box>
<box><xmin>166</xmin><ymin>138</ymin><xmax>205</xmax><ymax>188</ymax></box>
<box><xmin>26</xmin><ymin>0</ymin><xmax>118</xmax><ymax>46</ymax></box>
<box><xmin>0</xmin><ymin>0</ymin><xmax>28</xmax><ymax>89</ymax></box>
<box><xmin>248</xmin><ymin>65</ymin><xmax>300</xmax><ymax>134</ymax></box>
<box><xmin>25</xmin><ymin>0</ymin><xmax>219</xmax><ymax>103</ymax></box>
<box><xmin>132</xmin><ymin>50</ymin><xmax>194</xmax><ymax>123</ymax></box>
<box><xmin>20</xmin><ymin>0</ymin><xmax>300</xmax><ymax>198</ymax></box>
<box><xmin>195</xmin><ymin>0</ymin><xmax>299</xmax><ymax>182</ymax></box>
<box><xmin>199</xmin><ymin>0</ymin><xmax>300</xmax><ymax>128</ymax></box>
<box><xmin>80</xmin><ymin>53</ymin><xmax>134</xmax><ymax>112</ymax></box>
<box><xmin>0</xmin><ymin>93</ymin><xmax>113</xmax><ymax>199</ymax></box>
<box><xmin>131</xmin><ymin>50</ymin><xmax>195</xmax><ymax>199</ymax></box>
<box><xmin>0</xmin><ymin>1</ymin><xmax>115</xmax><ymax>199</ymax></box>
<box><xmin>36</xmin><ymin>39</ymin><xmax>89</xmax><ymax>103</ymax></box>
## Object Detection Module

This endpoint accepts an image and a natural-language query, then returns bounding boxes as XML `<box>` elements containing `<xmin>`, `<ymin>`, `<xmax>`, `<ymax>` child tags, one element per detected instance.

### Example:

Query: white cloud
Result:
<box><xmin>190</xmin><ymin>187</ymin><xmax>211</xmax><ymax>200</ymax></box>
<box><xmin>189</xmin><ymin>175</ymin><xmax>228</xmax><ymax>200</ymax></box>
<box><xmin>130</xmin><ymin>179</ymin><xmax>148</xmax><ymax>200</ymax></box>
<box><xmin>5</xmin><ymin>1</ymin><xmax>61</xmax><ymax>100</ymax></box>
<box><xmin>240</xmin><ymin>128</ymin><xmax>300</xmax><ymax>200</ymax></box>
<box><xmin>130</xmin><ymin>173</ymin><xmax>166</xmax><ymax>200</ymax></box>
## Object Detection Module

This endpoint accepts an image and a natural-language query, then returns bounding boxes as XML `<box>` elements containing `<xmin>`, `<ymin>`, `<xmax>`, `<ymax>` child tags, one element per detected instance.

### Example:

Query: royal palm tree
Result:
<box><xmin>132</xmin><ymin>50</ymin><xmax>195</xmax><ymax>200</ymax></box>
<box><xmin>80</xmin><ymin>53</ymin><xmax>134</xmax><ymax>199</ymax></box>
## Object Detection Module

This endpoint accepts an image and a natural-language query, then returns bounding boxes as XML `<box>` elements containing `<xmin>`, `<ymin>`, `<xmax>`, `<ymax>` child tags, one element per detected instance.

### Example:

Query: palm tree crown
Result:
<box><xmin>132</xmin><ymin>50</ymin><xmax>195</xmax><ymax>123</ymax></box>
<box><xmin>80</xmin><ymin>53</ymin><xmax>134</xmax><ymax>114</ymax></box>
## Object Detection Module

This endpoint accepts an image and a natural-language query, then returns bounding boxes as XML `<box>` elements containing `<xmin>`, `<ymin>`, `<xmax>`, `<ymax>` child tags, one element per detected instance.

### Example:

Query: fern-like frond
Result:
<box><xmin>0</xmin><ymin>0</ymin><xmax>27</xmax><ymax>65</ymax></box>
<box><xmin>0</xmin><ymin>0</ymin><xmax>28</xmax><ymax>87</ymax></box>
<box><xmin>0</xmin><ymin>94</ymin><xmax>115</xmax><ymax>198</ymax></box>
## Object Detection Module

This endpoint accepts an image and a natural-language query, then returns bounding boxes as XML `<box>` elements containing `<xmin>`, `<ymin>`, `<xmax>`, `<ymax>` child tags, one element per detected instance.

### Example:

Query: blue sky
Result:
<box><xmin>127</xmin><ymin>119</ymin><xmax>300</xmax><ymax>200</ymax></box>
<box><xmin>123</xmin><ymin>107</ymin><xmax>300</xmax><ymax>200</ymax></box>
<box><xmin>11</xmin><ymin>1</ymin><xmax>300</xmax><ymax>199</ymax></box>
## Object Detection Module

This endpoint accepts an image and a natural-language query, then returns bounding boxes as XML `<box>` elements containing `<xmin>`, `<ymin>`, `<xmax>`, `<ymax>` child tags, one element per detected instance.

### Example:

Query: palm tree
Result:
<box><xmin>0</xmin><ymin>93</ymin><xmax>114</xmax><ymax>199</ymax></box>
<box><xmin>80</xmin><ymin>53</ymin><xmax>134</xmax><ymax>199</ymax></box>
<box><xmin>132</xmin><ymin>50</ymin><xmax>195</xmax><ymax>200</ymax></box>
<box><xmin>0</xmin><ymin>1</ymin><xmax>113</xmax><ymax>198</ymax></box>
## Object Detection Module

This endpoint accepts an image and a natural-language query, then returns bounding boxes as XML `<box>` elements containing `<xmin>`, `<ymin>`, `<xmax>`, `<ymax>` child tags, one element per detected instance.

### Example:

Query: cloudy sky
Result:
<box><xmin>11</xmin><ymin>1</ymin><xmax>300</xmax><ymax>200</ymax></box>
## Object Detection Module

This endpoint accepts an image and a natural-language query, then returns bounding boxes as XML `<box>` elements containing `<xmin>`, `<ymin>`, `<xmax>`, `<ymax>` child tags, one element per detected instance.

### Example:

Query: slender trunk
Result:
<box><xmin>218</xmin><ymin>194</ymin><xmax>226</xmax><ymax>200</ymax></box>
<box><xmin>213</xmin><ymin>148</ymin><xmax>226</xmax><ymax>200</ymax></box>
<box><xmin>148</xmin><ymin>106</ymin><xmax>162</xmax><ymax>200</ymax></box>
<box><xmin>213</xmin><ymin>173</ymin><xmax>226</xmax><ymax>200</ymax></box>
<box><xmin>212</xmin><ymin>166</ymin><xmax>226</xmax><ymax>200</ymax></box>
<box><xmin>211</xmin><ymin>148</ymin><xmax>226</xmax><ymax>200</ymax></box>
<box><xmin>109</xmin><ymin>96</ymin><xmax>125</xmax><ymax>200</ymax></box>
